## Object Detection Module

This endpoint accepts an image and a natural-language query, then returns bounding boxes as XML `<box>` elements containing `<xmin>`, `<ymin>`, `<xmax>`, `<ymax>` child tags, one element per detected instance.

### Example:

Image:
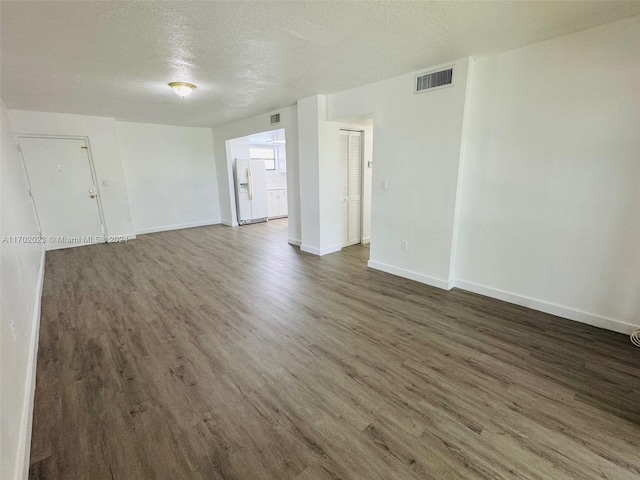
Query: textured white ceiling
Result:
<box><xmin>2</xmin><ymin>1</ymin><xmax>640</xmax><ymax>127</ymax></box>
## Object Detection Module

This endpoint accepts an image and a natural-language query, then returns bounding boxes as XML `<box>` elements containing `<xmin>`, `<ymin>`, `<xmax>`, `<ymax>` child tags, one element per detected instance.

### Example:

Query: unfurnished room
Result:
<box><xmin>1</xmin><ymin>2</ymin><xmax>639</xmax><ymax>479</ymax></box>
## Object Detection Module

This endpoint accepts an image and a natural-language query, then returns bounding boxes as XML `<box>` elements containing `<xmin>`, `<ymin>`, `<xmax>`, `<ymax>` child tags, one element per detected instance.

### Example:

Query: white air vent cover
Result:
<box><xmin>415</xmin><ymin>67</ymin><xmax>454</xmax><ymax>94</ymax></box>
<box><xmin>270</xmin><ymin>113</ymin><xmax>281</xmax><ymax>125</ymax></box>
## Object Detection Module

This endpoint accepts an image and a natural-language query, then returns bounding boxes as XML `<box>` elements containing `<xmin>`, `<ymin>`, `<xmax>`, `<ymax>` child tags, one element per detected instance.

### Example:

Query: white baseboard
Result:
<box><xmin>135</xmin><ymin>219</ymin><xmax>221</xmax><ymax>235</ymax></box>
<box><xmin>363</xmin><ymin>260</ymin><xmax>636</xmax><ymax>334</ymax></box>
<box><xmin>300</xmin><ymin>244</ymin><xmax>342</xmax><ymax>256</ymax></box>
<box><xmin>16</xmin><ymin>248</ymin><xmax>45</xmax><ymax>480</ymax></box>
<box><xmin>288</xmin><ymin>238</ymin><xmax>301</xmax><ymax>246</ymax></box>
<box><xmin>367</xmin><ymin>260</ymin><xmax>453</xmax><ymax>291</ymax></box>
<box><xmin>454</xmin><ymin>279</ymin><xmax>638</xmax><ymax>335</ymax></box>
<box><xmin>46</xmin><ymin>241</ymin><xmax>98</xmax><ymax>251</ymax></box>
<box><xmin>126</xmin><ymin>233</ymin><xmax>137</xmax><ymax>240</ymax></box>
<box><xmin>300</xmin><ymin>245</ymin><xmax>319</xmax><ymax>255</ymax></box>
<box><xmin>362</xmin><ymin>236</ymin><xmax>371</xmax><ymax>245</ymax></box>
<box><xmin>320</xmin><ymin>245</ymin><xmax>342</xmax><ymax>256</ymax></box>
<box><xmin>221</xmin><ymin>220</ymin><xmax>238</xmax><ymax>227</ymax></box>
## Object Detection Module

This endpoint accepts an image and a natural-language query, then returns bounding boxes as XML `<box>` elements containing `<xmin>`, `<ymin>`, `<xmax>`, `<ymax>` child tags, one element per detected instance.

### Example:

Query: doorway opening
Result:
<box><xmin>335</xmin><ymin>118</ymin><xmax>373</xmax><ymax>257</ymax></box>
<box><xmin>226</xmin><ymin>128</ymin><xmax>288</xmax><ymax>229</ymax></box>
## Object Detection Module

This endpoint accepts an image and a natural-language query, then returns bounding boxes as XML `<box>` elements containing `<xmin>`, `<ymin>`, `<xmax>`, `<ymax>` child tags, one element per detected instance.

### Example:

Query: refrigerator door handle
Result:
<box><xmin>247</xmin><ymin>167</ymin><xmax>253</xmax><ymax>200</ymax></box>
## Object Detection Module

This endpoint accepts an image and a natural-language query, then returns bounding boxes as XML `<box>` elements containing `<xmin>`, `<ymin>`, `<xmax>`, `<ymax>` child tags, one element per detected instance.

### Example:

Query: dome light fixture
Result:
<box><xmin>168</xmin><ymin>82</ymin><xmax>196</xmax><ymax>97</ymax></box>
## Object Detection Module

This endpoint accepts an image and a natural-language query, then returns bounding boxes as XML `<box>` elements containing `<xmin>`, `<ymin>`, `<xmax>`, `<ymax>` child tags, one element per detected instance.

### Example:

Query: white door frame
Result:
<box><xmin>358</xmin><ymin>130</ymin><xmax>365</xmax><ymax>245</ymax></box>
<box><xmin>226</xmin><ymin>127</ymin><xmax>287</xmax><ymax>228</ymax></box>
<box><xmin>16</xmin><ymin>134</ymin><xmax>109</xmax><ymax>239</ymax></box>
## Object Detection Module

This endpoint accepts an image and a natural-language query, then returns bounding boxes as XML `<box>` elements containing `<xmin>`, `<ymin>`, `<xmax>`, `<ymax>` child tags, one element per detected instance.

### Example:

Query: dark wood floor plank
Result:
<box><xmin>29</xmin><ymin>219</ymin><xmax>640</xmax><ymax>479</ymax></box>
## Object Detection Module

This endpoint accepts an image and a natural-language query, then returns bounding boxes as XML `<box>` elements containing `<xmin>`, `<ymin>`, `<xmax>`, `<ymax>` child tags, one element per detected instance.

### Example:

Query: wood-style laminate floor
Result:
<box><xmin>29</xmin><ymin>219</ymin><xmax>640</xmax><ymax>480</ymax></box>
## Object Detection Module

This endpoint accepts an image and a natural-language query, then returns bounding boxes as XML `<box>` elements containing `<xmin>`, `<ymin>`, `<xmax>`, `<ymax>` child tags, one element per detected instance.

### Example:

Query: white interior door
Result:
<box><xmin>19</xmin><ymin>137</ymin><xmax>105</xmax><ymax>250</ymax></box>
<box><xmin>339</xmin><ymin>130</ymin><xmax>363</xmax><ymax>247</ymax></box>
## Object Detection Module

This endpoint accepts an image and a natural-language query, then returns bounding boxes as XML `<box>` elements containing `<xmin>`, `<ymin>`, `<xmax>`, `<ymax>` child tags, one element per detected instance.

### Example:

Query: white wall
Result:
<box><xmin>317</xmin><ymin>119</ymin><xmax>343</xmax><ymax>254</ymax></box>
<box><xmin>296</xmin><ymin>96</ymin><xmax>322</xmax><ymax>251</ymax></box>
<box><xmin>116</xmin><ymin>122</ymin><xmax>221</xmax><ymax>234</ymax></box>
<box><xmin>297</xmin><ymin>95</ymin><xmax>324</xmax><ymax>254</ymax></box>
<box><xmin>212</xmin><ymin>105</ymin><xmax>300</xmax><ymax>244</ymax></box>
<box><xmin>228</xmin><ymin>136</ymin><xmax>251</xmax><ymax>163</ymax></box>
<box><xmin>455</xmin><ymin>15</ymin><xmax>640</xmax><ymax>333</ymax></box>
<box><xmin>327</xmin><ymin>58</ymin><xmax>473</xmax><ymax>287</ymax></box>
<box><xmin>7</xmin><ymin>110</ymin><xmax>135</xmax><ymax>238</ymax></box>
<box><xmin>298</xmin><ymin>97</ymin><xmax>374</xmax><ymax>254</ymax></box>
<box><xmin>1</xmin><ymin>100</ymin><xmax>46</xmax><ymax>480</ymax></box>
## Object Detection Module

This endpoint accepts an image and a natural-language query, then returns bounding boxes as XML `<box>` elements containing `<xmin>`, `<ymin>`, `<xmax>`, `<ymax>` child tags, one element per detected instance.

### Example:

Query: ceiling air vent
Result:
<box><xmin>270</xmin><ymin>113</ymin><xmax>281</xmax><ymax>125</ymax></box>
<box><xmin>415</xmin><ymin>67</ymin><xmax>454</xmax><ymax>94</ymax></box>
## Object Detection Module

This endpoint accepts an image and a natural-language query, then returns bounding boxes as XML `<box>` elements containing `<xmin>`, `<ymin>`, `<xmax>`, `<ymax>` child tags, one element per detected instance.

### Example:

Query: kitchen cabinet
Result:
<box><xmin>267</xmin><ymin>189</ymin><xmax>288</xmax><ymax>218</ymax></box>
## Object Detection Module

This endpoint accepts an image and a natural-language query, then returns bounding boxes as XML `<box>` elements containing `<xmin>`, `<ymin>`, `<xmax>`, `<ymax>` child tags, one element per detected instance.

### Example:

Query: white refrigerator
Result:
<box><xmin>234</xmin><ymin>158</ymin><xmax>268</xmax><ymax>225</ymax></box>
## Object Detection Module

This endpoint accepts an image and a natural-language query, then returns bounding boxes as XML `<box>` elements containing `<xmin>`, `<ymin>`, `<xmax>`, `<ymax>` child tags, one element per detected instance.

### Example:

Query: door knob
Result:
<box><xmin>89</xmin><ymin>189</ymin><xmax>96</xmax><ymax>199</ymax></box>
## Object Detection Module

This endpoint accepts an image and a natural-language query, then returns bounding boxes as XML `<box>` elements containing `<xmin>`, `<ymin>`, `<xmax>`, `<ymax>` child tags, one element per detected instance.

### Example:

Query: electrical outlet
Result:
<box><xmin>401</xmin><ymin>240</ymin><xmax>408</xmax><ymax>251</ymax></box>
<box><xmin>381</xmin><ymin>180</ymin><xmax>389</xmax><ymax>190</ymax></box>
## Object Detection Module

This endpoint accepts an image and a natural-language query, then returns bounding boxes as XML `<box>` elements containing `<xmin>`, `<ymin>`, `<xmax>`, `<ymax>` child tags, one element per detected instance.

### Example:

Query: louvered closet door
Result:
<box><xmin>339</xmin><ymin>130</ymin><xmax>363</xmax><ymax>247</ymax></box>
<box><xmin>347</xmin><ymin>131</ymin><xmax>362</xmax><ymax>244</ymax></box>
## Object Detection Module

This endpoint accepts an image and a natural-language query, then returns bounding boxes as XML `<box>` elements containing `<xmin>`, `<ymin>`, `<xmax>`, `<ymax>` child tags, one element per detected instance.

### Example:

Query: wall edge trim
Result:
<box><xmin>300</xmin><ymin>244</ymin><xmax>342</xmax><ymax>256</ymax></box>
<box><xmin>135</xmin><ymin>219</ymin><xmax>221</xmax><ymax>235</ymax></box>
<box><xmin>16</xmin><ymin>248</ymin><xmax>46</xmax><ymax>480</ymax></box>
<box><xmin>367</xmin><ymin>260</ymin><xmax>452</xmax><ymax>290</ymax></box>
<box><xmin>454</xmin><ymin>279</ymin><xmax>638</xmax><ymax>335</ymax></box>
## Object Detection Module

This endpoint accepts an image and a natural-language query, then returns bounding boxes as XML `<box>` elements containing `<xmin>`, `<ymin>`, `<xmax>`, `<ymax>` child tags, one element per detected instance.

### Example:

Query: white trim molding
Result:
<box><xmin>221</xmin><ymin>220</ymin><xmax>238</xmax><ymax>227</ymax></box>
<box><xmin>362</xmin><ymin>236</ymin><xmax>371</xmax><ymax>245</ymax></box>
<box><xmin>300</xmin><ymin>244</ymin><xmax>342</xmax><ymax>256</ymax></box>
<box><xmin>454</xmin><ymin>279</ymin><xmax>639</xmax><ymax>335</ymax></box>
<box><xmin>288</xmin><ymin>238</ymin><xmax>301</xmax><ymax>246</ymax></box>
<box><xmin>350</xmin><ymin>254</ymin><xmax>637</xmax><ymax>335</ymax></box>
<box><xmin>367</xmin><ymin>260</ymin><xmax>453</xmax><ymax>291</ymax></box>
<box><xmin>300</xmin><ymin>245</ymin><xmax>320</xmax><ymax>255</ymax></box>
<box><xmin>135</xmin><ymin>219</ymin><xmax>221</xmax><ymax>235</ymax></box>
<box><xmin>16</xmin><ymin>249</ymin><xmax>45</xmax><ymax>480</ymax></box>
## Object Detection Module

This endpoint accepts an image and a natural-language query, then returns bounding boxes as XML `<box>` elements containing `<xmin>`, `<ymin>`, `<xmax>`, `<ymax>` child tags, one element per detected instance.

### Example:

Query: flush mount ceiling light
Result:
<box><xmin>168</xmin><ymin>82</ymin><xmax>196</xmax><ymax>97</ymax></box>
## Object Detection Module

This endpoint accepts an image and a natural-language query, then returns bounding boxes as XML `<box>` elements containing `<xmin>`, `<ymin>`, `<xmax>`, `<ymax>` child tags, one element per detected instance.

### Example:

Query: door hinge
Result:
<box><xmin>81</xmin><ymin>146</ymin><xmax>88</xmax><ymax>149</ymax></box>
